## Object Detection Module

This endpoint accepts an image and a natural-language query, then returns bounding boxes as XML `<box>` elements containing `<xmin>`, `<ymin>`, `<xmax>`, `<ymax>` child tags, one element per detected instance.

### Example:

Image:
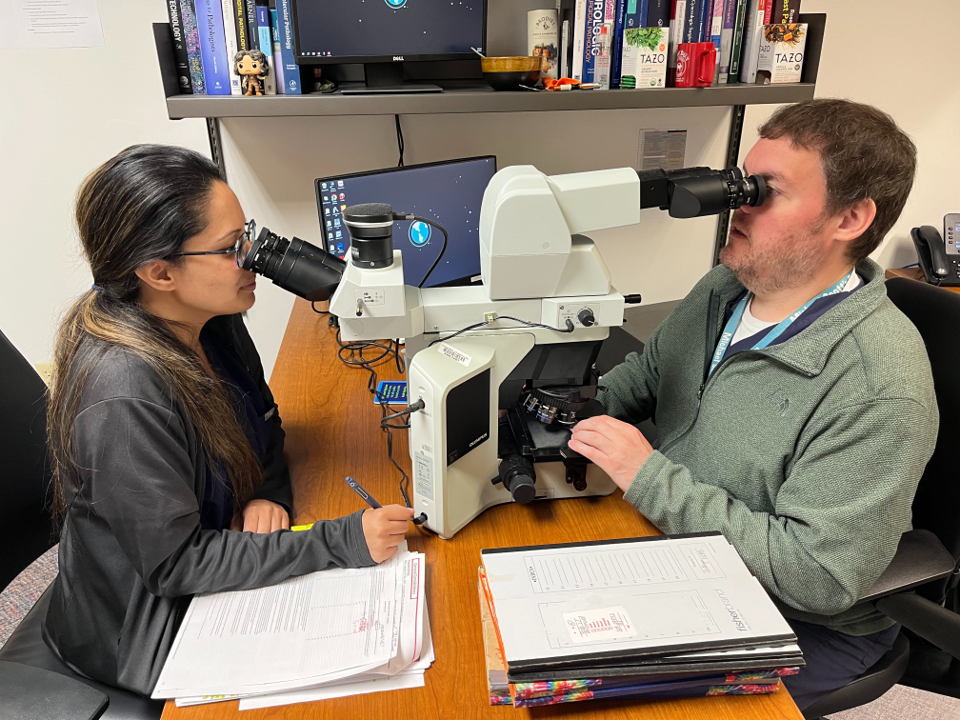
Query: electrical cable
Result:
<box><xmin>395</xmin><ymin>114</ymin><xmax>404</xmax><ymax>167</ymax></box>
<box><xmin>310</xmin><ymin>301</ymin><xmax>329</xmax><ymax>315</ymax></box>
<box><xmin>428</xmin><ymin>315</ymin><xmax>576</xmax><ymax>347</ymax></box>
<box><xmin>331</xmin><ymin>328</ymin><xmax>421</xmax><ymax>513</ymax></box>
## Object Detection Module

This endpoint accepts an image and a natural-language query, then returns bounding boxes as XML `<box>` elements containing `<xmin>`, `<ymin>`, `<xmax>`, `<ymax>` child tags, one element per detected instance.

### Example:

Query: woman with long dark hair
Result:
<box><xmin>43</xmin><ymin>144</ymin><xmax>413</xmax><ymax>695</ymax></box>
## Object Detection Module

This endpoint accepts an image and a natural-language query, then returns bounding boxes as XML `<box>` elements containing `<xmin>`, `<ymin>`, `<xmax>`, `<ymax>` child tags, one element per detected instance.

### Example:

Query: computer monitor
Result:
<box><xmin>315</xmin><ymin>156</ymin><xmax>496</xmax><ymax>288</ymax></box>
<box><xmin>292</xmin><ymin>0</ymin><xmax>487</xmax><ymax>93</ymax></box>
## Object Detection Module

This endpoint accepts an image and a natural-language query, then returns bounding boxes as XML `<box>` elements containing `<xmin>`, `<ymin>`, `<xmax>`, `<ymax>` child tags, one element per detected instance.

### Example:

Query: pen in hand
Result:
<box><xmin>345</xmin><ymin>476</ymin><xmax>428</xmax><ymax>526</ymax></box>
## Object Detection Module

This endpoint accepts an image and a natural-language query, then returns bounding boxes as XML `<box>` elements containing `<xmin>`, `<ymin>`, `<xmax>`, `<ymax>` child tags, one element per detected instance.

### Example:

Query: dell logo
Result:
<box><xmin>393</xmin><ymin>56</ymin><xmax>404</xmax><ymax>62</ymax></box>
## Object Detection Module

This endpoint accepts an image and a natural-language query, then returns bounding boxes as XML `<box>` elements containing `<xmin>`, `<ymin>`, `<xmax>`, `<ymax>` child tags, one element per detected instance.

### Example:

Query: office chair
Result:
<box><xmin>0</xmin><ymin>329</ymin><xmax>163</xmax><ymax>720</ymax></box>
<box><xmin>802</xmin><ymin>277</ymin><xmax>960</xmax><ymax>719</ymax></box>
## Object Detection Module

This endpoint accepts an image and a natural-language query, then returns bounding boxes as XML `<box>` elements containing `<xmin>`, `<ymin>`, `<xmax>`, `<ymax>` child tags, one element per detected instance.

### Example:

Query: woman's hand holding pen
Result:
<box><xmin>362</xmin><ymin>505</ymin><xmax>415</xmax><ymax>563</ymax></box>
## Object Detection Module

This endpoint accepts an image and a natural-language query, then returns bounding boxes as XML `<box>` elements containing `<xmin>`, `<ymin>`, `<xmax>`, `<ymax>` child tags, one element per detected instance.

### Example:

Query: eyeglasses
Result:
<box><xmin>169</xmin><ymin>219</ymin><xmax>256</xmax><ymax>269</ymax></box>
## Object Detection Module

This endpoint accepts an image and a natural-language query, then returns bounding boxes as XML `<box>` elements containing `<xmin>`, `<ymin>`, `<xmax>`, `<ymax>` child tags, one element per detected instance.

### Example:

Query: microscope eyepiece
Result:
<box><xmin>240</xmin><ymin>226</ymin><xmax>345</xmax><ymax>302</ymax></box>
<box><xmin>638</xmin><ymin>167</ymin><xmax>766</xmax><ymax>218</ymax></box>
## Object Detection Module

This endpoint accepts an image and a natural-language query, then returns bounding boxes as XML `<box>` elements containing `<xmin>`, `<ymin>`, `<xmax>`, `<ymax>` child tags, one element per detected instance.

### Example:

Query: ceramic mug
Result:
<box><xmin>675</xmin><ymin>42</ymin><xmax>717</xmax><ymax>88</ymax></box>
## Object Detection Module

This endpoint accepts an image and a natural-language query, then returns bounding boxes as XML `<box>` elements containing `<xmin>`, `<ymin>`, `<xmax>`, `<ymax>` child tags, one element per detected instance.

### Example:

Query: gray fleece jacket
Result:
<box><xmin>42</xmin><ymin>315</ymin><xmax>373</xmax><ymax>695</ymax></box>
<box><xmin>598</xmin><ymin>260</ymin><xmax>938</xmax><ymax>635</ymax></box>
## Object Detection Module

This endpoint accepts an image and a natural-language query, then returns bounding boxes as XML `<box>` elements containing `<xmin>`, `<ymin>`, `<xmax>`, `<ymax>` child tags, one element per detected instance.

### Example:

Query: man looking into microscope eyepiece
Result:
<box><xmin>568</xmin><ymin>98</ymin><xmax>938</xmax><ymax>710</ymax></box>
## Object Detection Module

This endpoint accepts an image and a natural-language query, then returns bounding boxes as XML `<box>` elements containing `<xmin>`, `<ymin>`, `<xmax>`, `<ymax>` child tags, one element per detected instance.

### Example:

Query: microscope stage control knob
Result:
<box><xmin>577</xmin><ymin>308</ymin><xmax>596</xmax><ymax>327</ymax></box>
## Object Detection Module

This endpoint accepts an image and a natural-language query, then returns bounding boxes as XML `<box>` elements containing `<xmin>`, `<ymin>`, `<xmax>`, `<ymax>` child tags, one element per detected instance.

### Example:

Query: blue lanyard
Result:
<box><xmin>709</xmin><ymin>270</ymin><xmax>854</xmax><ymax>377</ymax></box>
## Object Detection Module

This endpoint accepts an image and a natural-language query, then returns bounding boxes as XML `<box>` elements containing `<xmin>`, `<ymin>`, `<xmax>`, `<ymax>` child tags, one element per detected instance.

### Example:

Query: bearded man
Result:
<box><xmin>569</xmin><ymin>98</ymin><xmax>939</xmax><ymax>710</ymax></box>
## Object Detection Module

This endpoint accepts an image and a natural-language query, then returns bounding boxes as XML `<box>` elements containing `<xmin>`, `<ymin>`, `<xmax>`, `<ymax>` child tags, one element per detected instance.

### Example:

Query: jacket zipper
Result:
<box><xmin>659</xmin><ymin>290</ymin><xmax>808</xmax><ymax>455</ymax></box>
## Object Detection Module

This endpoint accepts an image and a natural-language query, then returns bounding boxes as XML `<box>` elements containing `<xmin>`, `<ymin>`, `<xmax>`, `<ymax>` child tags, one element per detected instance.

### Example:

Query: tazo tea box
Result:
<box><xmin>619</xmin><ymin>26</ymin><xmax>668</xmax><ymax>89</ymax></box>
<box><xmin>756</xmin><ymin>23</ymin><xmax>807</xmax><ymax>84</ymax></box>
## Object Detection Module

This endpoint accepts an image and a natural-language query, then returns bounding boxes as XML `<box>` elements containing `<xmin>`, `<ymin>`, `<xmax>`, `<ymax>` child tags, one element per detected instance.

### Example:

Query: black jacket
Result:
<box><xmin>42</xmin><ymin>315</ymin><xmax>373</xmax><ymax>695</ymax></box>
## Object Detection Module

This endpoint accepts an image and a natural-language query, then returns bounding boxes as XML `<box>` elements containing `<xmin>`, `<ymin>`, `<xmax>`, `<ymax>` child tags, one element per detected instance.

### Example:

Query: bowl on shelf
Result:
<box><xmin>480</xmin><ymin>56</ymin><xmax>544</xmax><ymax>91</ymax></box>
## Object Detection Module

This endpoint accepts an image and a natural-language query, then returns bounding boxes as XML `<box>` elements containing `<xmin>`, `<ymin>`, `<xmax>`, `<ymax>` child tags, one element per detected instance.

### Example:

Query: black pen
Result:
<box><xmin>345</xmin><ymin>476</ymin><xmax>382</xmax><ymax>509</ymax></box>
<box><xmin>345</xmin><ymin>476</ymin><xmax>429</xmax><ymax>526</ymax></box>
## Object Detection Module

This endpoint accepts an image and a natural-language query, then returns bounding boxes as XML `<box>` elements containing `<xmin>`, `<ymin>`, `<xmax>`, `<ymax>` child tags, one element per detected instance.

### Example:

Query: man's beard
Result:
<box><xmin>720</xmin><ymin>220</ymin><xmax>827</xmax><ymax>295</ymax></box>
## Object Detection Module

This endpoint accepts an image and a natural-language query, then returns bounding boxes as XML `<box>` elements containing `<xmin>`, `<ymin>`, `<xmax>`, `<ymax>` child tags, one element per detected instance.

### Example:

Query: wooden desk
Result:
<box><xmin>162</xmin><ymin>298</ymin><xmax>803</xmax><ymax>720</ymax></box>
<box><xmin>885</xmin><ymin>266</ymin><xmax>960</xmax><ymax>295</ymax></box>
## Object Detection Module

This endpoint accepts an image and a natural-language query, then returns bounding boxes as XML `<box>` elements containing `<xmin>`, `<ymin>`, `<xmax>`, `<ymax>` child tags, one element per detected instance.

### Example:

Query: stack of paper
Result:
<box><xmin>152</xmin><ymin>547</ymin><xmax>431</xmax><ymax>710</ymax></box>
<box><xmin>478</xmin><ymin>533</ymin><xmax>803</xmax><ymax>708</ymax></box>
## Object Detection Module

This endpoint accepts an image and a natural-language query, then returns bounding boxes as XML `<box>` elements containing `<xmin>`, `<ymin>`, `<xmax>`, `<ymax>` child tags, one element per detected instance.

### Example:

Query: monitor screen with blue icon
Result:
<box><xmin>314</xmin><ymin>156</ymin><xmax>496</xmax><ymax>288</ymax></box>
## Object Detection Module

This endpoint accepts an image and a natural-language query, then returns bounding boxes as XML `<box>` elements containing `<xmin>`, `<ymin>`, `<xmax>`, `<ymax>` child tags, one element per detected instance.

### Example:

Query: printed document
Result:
<box><xmin>482</xmin><ymin>534</ymin><xmax>795</xmax><ymax>667</ymax></box>
<box><xmin>154</xmin><ymin>551</ymin><xmax>425</xmax><ymax>699</ymax></box>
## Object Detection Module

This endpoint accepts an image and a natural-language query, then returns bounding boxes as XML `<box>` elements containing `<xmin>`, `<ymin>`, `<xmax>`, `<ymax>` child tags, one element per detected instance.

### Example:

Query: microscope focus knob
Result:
<box><xmin>508</xmin><ymin>473</ymin><xmax>537</xmax><ymax>505</ymax></box>
<box><xmin>577</xmin><ymin>308</ymin><xmax>596</xmax><ymax>327</ymax></box>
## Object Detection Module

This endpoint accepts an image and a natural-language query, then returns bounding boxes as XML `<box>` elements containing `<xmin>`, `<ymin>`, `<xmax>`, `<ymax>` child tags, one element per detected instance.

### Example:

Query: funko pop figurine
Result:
<box><xmin>234</xmin><ymin>49</ymin><xmax>270</xmax><ymax>96</ymax></box>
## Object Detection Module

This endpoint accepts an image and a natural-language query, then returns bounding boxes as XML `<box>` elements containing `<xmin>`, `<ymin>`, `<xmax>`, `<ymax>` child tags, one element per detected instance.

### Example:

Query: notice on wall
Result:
<box><xmin>636</xmin><ymin>129</ymin><xmax>687</xmax><ymax>172</ymax></box>
<box><xmin>2</xmin><ymin>0</ymin><xmax>105</xmax><ymax>49</ymax></box>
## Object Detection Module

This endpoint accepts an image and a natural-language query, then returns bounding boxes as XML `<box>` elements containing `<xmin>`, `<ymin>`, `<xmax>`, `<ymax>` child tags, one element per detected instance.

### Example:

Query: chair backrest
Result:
<box><xmin>0</xmin><ymin>329</ymin><xmax>56</xmax><ymax>592</ymax></box>
<box><xmin>885</xmin><ymin>278</ymin><xmax>960</xmax><ymax>589</ymax></box>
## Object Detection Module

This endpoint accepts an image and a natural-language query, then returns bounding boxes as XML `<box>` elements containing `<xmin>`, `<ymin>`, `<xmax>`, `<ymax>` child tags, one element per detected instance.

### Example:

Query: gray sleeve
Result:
<box><xmin>74</xmin><ymin>396</ymin><xmax>374</xmax><ymax>599</ymax></box>
<box><xmin>597</xmin><ymin>325</ymin><xmax>661</xmax><ymax>424</ymax></box>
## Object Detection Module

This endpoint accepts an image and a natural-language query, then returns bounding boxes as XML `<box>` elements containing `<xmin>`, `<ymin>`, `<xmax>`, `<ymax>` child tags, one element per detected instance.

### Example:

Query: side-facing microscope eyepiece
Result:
<box><xmin>240</xmin><ymin>226</ymin><xmax>345</xmax><ymax>302</ymax></box>
<box><xmin>638</xmin><ymin>167</ymin><xmax>766</xmax><ymax>218</ymax></box>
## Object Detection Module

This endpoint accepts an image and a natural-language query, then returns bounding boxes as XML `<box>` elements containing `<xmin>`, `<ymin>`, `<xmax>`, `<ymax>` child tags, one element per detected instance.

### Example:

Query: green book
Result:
<box><xmin>727</xmin><ymin>0</ymin><xmax>749</xmax><ymax>82</ymax></box>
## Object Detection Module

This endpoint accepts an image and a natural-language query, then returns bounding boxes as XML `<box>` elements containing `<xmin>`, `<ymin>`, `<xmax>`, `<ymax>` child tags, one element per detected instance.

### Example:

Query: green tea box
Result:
<box><xmin>619</xmin><ymin>26</ymin><xmax>669</xmax><ymax>89</ymax></box>
<box><xmin>756</xmin><ymin>23</ymin><xmax>807</xmax><ymax>84</ymax></box>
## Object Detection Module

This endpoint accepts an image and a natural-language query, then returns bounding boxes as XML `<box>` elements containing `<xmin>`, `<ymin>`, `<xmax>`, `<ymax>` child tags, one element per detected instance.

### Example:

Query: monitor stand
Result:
<box><xmin>340</xmin><ymin>62</ymin><xmax>442</xmax><ymax>95</ymax></box>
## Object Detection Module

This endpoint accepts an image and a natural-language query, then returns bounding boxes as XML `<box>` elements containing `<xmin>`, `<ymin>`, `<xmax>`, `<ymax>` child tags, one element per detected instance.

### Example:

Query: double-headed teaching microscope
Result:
<box><xmin>241</xmin><ymin>165</ymin><xmax>765</xmax><ymax>538</ymax></box>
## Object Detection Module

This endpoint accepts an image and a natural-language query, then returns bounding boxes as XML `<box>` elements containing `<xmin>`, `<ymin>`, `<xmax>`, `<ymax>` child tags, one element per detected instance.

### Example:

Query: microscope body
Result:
<box><xmin>329</xmin><ymin>166</ymin><xmax>640</xmax><ymax>538</ymax></box>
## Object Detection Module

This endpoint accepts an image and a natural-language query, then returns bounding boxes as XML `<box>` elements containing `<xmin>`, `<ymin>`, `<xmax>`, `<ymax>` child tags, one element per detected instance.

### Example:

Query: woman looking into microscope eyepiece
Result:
<box><xmin>43</xmin><ymin>144</ymin><xmax>413</xmax><ymax>696</ymax></box>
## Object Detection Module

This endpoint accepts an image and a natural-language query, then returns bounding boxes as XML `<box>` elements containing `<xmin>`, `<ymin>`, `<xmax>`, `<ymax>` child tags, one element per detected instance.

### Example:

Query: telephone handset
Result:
<box><xmin>911</xmin><ymin>213</ymin><xmax>960</xmax><ymax>286</ymax></box>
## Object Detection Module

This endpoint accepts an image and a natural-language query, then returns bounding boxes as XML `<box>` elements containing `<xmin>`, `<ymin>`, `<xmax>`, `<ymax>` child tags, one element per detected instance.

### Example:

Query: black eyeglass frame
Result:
<box><xmin>168</xmin><ymin>219</ymin><xmax>256</xmax><ymax>268</ymax></box>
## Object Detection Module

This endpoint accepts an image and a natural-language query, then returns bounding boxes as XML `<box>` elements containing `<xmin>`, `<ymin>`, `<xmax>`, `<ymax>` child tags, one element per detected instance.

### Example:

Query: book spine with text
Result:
<box><xmin>257</xmin><ymin>3</ymin><xmax>277</xmax><ymax>94</ymax></box>
<box><xmin>166</xmin><ymin>0</ymin><xmax>193</xmax><ymax>93</ymax></box>
<box><xmin>717</xmin><ymin>0</ymin><xmax>738</xmax><ymax>83</ymax></box>
<box><xmin>195</xmin><ymin>0</ymin><xmax>231</xmax><ymax>94</ymax></box>
<box><xmin>725</xmin><ymin>0</ymin><xmax>747</xmax><ymax>82</ymax></box>
<box><xmin>233</xmin><ymin>0</ymin><xmax>249</xmax><ymax>49</ymax></box>
<box><xmin>244</xmin><ymin>0</ymin><xmax>260</xmax><ymax>49</ymax></box>
<box><xmin>276</xmin><ymin>0</ymin><xmax>300</xmax><ymax>94</ymax></box>
<box><xmin>572</xmin><ymin>0</ymin><xmax>587</xmax><ymax>80</ymax></box>
<box><xmin>270</xmin><ymin>5</ymin><xmax>285</xmax><ymax>93</ymax></box>
<box><xmin>179</xmin><ymin>0</ymin><xmax>206</xmax><ymax>93</ymax></box>
<box><xmin>762</xmin><ymin>0</ymin><xmax>772</xmax><ymax>24</ymax></box>
<box><xmin>682</xmin><ymin>0</ymin><xmax>699</xmax><ymax>42</ymax></box>
<box><xmin>709</xmin><ymin>0</ymin><xmax>723</xmax><ymax>48</ymax></box>
<box><xmin>738</xmin><ymin>0</ymin><xmax>766</xmax><ymax>83</ymax></box>
<box><xmin>774</xmin><ymin>0</ymin><xmax>800</xmax><ymax>23</ymax></box>
<box><xmin>667</xmin><ymin>0</ymin><xmax>687</xmax><ymax>84</ymax></box>
<box><xmin>220</xmin><ymin>0</ymin><xmax>242</xmax><ymax>94</ymax></box>
<box><xmin>647</xmin><ymin>0</ymin><xmax>670</xmax><ymax>25</ymax></box>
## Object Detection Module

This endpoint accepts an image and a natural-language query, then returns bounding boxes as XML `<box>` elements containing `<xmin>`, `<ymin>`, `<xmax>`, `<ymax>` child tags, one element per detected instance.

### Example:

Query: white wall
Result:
<box><xmin>0</xmin><ymin>2</ymin><xmax>209</xmax><ymax>363</ymax></box>
<box><xmin>740</xmin><ymin>0</ymin><xmax>960</xmax><ymax>270</ymax></box>
<box><xmin>3</xmin><ymin>0</ymin><xmax>959</xmax><ymax>380</ymax></box>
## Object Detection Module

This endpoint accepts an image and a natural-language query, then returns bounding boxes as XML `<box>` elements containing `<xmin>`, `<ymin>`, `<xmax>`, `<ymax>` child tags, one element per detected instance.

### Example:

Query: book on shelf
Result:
<box><xmin>608</xmin><ymin>0</ymin><xmax>630</xmax><ymax>89</ymax></box>
<box><xmin>194</xmin><ymin>0</ymin><xmax>231</xmax><ymax>94</ymax></box>
<box><xmin>738</xmin><ymin>0</ymin><xmax>767</xmax><ymax>83</ymax></box>
<box><xmin>269</xmin><ymin>4</ymin><xmax>285</xmax><ymax>94</ymax></box>
<box><xmin>275</xmin><ymin>0</ymin><xmax>300</xmax><ymax>94</ymax></box>
<box><xmin>256</xmin><ymin>2</ymin><xmax>277</xmax><ymax>94</ymax></box>
<box><xmin>725</xmin><ymin>0</ymin><xmax>748</xmax><ymax>82</ymax></box>
<box><xmin>243</xmin><ymin>0</ymin><xmax>259</xmax><ymax>49</ymax></box>
<box><xmin>647</xmin><ymin>0</ymin><xmax>671</xmax><ymax>26</ymax></box>
<box><xmin>220</xmin><ymin>0</ymin><xmax>242</xmax><ymax>95</ymax></box>
<box><xmin>165</xmin><ymin>0</ymin><xmax>193</xmax><ymax>93</ymax></box>
<box><xmin>666</xmin><ymin>0</ymin><xmax>687</xmax><ymax>84</ymax></box>
<box><xmin>574</xmin><ymin>0</ymin><xmax>616</xmax><ymax>85</ymax></box>
<box><xmin>179</xmin><ymin>0</ymin><xmax>205</xmax><ymax>93</ymax></box>
<box><xmin>772</xmin><ymin>0</ymin><xmax>800</xmax><ymax>23</ymax></box>
<box><xmin>717</xmin><ymin>0</ymin><xmax>739</xmax><ymax>83</ymax></box>
<box><xmin>477</xmin><ymin>534</ymin><xmax>803</xmax><ymax>708</ymax></box>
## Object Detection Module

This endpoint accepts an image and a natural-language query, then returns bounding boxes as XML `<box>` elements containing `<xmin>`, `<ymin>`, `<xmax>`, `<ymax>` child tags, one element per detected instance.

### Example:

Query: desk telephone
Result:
<box><xmin>911</xmin><ymin>213</ymin><xmax>960</xmax><ymax>286</ymax></box>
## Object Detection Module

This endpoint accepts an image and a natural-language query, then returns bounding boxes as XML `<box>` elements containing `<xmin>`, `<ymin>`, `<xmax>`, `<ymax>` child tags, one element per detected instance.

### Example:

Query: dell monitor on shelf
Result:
<box><xmin>292</xmin><ymin>0</ymin><xmax>487</xmax><ymax>94</ymax></box>
<box><xmin>316</xmin><ymin>156</ymin><xmax>496</xmax><ymax>288</ymax></box>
